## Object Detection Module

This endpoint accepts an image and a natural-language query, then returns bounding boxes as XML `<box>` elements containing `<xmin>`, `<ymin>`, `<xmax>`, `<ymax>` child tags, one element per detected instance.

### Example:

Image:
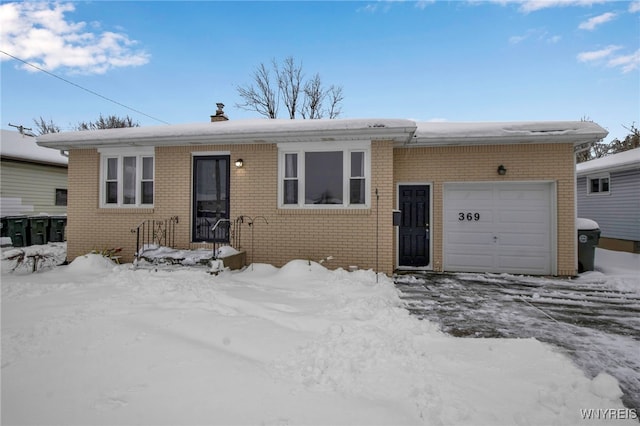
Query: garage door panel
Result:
<box><xmin>498</xmin><ymin>188</ymin><xmax>549</xmax><ymax>202</ymax></box>
<box><xmin>497</xmin><ymin>209</ymin><xmax>549</xmax><ymax>225</ymax></box>
<box><xmin>448</xmin><ymin>231</ymin><xmax>494</xmax><ymax>245</ymax></box>
<box><xmin>444</xmin><ymin>212</ymin><xmax>495</xmax><ymax>225</ymax></box>
<box><xmin>444</xmin><ymin>182</ymin><xmax>553</xmax><ymax>275</ymax></box>
<box><xmin>446</xmin><ymin>188</ymin><xmax>493</xmax><ymax>201</ymax></box>
<box><xmin>497</xmin><ymin>254</ymin><xmax>550</xmax><ymax>273</ymax></box>
<box><xmin>447</xmin><ymin>253</ymin><xmax>494</xmax><ymax>269</ymax></box>
<box><xmin>498</xmin><ymin>232</ymin><xmax>550</xmax><ymax>248</ymax></box>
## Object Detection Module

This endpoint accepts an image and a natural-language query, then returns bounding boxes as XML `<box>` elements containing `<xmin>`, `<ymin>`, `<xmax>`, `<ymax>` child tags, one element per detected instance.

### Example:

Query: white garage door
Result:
<box><xmin>443</xmin><ymin>182</ymin><xmax>553</xmax><ymax>275</ymax></box>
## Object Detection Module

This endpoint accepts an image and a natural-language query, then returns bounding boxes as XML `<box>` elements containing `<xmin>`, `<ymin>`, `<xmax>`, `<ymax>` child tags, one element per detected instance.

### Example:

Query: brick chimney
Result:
<box><xmin>210</xmin><ymin>103</ymin><xmax>229</xmax><ymax>122</ymax></box>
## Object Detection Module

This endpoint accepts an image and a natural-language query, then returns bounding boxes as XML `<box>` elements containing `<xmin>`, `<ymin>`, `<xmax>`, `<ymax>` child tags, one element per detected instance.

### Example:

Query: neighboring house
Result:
<box><xmin>576</xmin><ymin>147</ymin><xmax>640</xmax><ymax>253</ymax></box>
<box><xmin>1</xmin><ymin>129</ymin><xmax>68</xmax><ymax>217</ymax></box>
<box><xmin>37</xmin><ymin>108</ymin><xmax>607</xmax><ymax>276</ymax></box>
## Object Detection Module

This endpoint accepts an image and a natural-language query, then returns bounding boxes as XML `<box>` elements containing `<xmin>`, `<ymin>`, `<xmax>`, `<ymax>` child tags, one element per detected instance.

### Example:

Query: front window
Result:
<box><xmin>587</xmin><ymin>174</ymin><xmax>610</xmax><ymax>195</ymax></box>
<box><xmin>100</xmin><ymin>148</ymin><xmax>154</xmax><ymax>207</ymax></box>
<box><xmin>283</xmin><ymin>153</ymin><xmax>298</xmax><ymax>204</ymax></box>
<box><xmin>279</xmin><ymin>142</ymin><xmax>370</xmax><ymax>208</ymax></box>
<box><xmin>305</xmin><ymin>151</ymin><xmax>343</xmax><ymax>204</ymax></box>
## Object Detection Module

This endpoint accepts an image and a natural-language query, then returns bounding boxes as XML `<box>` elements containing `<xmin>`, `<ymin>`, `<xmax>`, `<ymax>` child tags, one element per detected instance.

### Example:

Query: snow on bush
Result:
<box><xmin>67</xmin><ymin>253</ymin><xmax>117</xmax><ymax>273</ymax></box>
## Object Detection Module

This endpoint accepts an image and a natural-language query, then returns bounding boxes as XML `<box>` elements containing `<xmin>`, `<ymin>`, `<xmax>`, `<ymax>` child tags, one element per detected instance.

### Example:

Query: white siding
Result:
<box><xmin>1</xmin><ymin>160</ymin><xmax>68</xmax><ymax>216</ymax></box>
<box><xmin>577</xmin><ymin>170</ymin><xmax>640</xmax><ymax>241</ymax></box>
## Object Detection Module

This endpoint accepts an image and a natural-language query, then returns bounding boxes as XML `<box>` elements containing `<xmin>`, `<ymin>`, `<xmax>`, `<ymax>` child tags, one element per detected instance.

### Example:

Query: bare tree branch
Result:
<box><xmin>236</xmin><ymin>57</ymin><xmax>343</xmax><ymax>120</ymax></box>
<box><xmin>76</xmin><ymin>114</ymin><xmax>139</xmax><ymax>131</ymax></box>
<box><xmin>326</xmin><ymin>85</ymin><xmax>344</xmax><ymax>119</ymax></box>
<box><xmin>302</xmin><ymin>73</ymin><xmax>325</xmax><ymax>119</ymax></box>
<box><xmin>276</xmin><ymin>56</ymin><xmax>303</xmax><ymax>119</ymax></box>
<box><xmin>33</xmin><ymin>117</ymin><xmax>60</xmax><ymax>135</ymax></box>
<box><xmin>236</xmin><ymin>62</ymin><xmax>279</xmax><ymax>119</ymax></box>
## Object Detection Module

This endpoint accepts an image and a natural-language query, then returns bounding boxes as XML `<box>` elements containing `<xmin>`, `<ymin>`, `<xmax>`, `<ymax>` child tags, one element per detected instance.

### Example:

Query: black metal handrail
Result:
<box><xmin>131</xmin><ymin>216</ymin><xmax>179</xmax><ymax>260</ymax></box>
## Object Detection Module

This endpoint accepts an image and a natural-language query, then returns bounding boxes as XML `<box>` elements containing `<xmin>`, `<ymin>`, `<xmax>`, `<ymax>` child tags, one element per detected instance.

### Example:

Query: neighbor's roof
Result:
<box><xmin>36</xmin><ymin>118</ymin><xmax>608</xmax><ymax>150</ymax></box>
<box><xmin>1</xmin><ymin>129</ymin><xmax>68</xmax><ymax>166</ymax></box>
<box><xmin>576</xmin><ymin>147</ymin><xmax>640</xmax><ymax>176</ymax></box>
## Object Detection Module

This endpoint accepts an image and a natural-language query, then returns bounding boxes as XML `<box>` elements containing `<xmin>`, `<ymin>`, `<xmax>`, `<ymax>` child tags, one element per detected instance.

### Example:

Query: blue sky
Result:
<box><xmin>1</xmin><ymin>1</ymin><xmax>639</xmax><ymax>143</ymax></box>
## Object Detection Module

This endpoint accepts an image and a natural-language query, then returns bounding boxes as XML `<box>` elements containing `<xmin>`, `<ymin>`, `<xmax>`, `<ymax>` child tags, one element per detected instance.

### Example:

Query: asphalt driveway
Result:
<box><xmin>395</xmin><ymin>272</ymin><xmax>640</xmax><ymax>411</ymax></box>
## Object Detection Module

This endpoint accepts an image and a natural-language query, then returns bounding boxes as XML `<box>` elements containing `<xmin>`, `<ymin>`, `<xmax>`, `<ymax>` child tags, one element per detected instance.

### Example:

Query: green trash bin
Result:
<box><xmin>49</xmin><ymin>216</ymin><xmax>67</xmax><ymax>242</ymax></box>
<box><xmin>6</xmin><ymin>216</ymin><xmax>30</xmax><ymax>247</ymax></box>
<box><xmin>577</xmin><ymin>218</ymin><xmax>600</xmax><ymax>273</ymax></box>
<box><xmin>29</xmin><ymin>216</ymin><xmax>50</xmax><ymax>246</ymax></box>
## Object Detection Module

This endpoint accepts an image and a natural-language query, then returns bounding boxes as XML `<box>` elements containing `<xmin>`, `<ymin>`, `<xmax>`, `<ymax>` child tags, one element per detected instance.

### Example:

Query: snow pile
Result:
<box><xmin>577</xmin><ymin>217</ymin><xmax>599</xmax><ymax>230</ymax></box>
<box><xmin>138</xmin><ymin>244</ymin><xmax>213</xmax><ymax>265</ymax></box>
<box><xmin>590</xmin><ymin>373</ymin><xmax>624</xmax><ymax>400</ymax></box>
<box><xmin>66</xmin><ymin>253</ymin><xmax>118</xmax><ymax>273</ymax></box>
<box><xmin>577</xmin><ymin>248</ymin><xmax>640</xmax><ymax>292</ymax></box>
<box><xmin>2</xmin><ymin>254</ymin><xmax>636</xmax><ymax>425</ymax></box>
<box><xmin>215</xmin><ymin>244</ymin><xmax>240</xmax><ymax>258</ymax></box>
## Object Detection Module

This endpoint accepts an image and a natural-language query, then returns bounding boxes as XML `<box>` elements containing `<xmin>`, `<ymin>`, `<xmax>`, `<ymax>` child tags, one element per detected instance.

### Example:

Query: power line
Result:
<box><xmin>1</xmin><ymin>50</ymin><xmax>170</xmax><ymax>125</ymax></box>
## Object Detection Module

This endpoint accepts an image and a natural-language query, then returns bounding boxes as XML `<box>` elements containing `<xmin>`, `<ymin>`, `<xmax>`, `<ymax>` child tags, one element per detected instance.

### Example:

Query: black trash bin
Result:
<box><xmin>49</xmin><ymin>216</ymin><xmax>67</xmax><ymax>242</ymax></box>
<box><xmin>577</xmin><ymin>218</ymin><xmax>600</xmax><ymax>273</ymax></box>
<box><xmin>29</xmin><ymin>216</ymin><xmax>50</xmax><ymax>246</ymax></box>
<box><xmin>6</xmin><ymin>216</ymin><xmax>30</xmax><ymax>247</ymax></box>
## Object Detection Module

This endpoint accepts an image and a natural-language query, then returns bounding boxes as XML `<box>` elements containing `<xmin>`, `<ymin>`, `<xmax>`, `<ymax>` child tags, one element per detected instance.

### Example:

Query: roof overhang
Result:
<box><xmin>402</xmin><ymin>121</ymin><xmax>609</xmax><ymax>147</ymax></box>
<box><xmin>36</xmin><ymin>118</ymin><xmax>418</xmax><ymax>150</ymax></box>
<box><xmin>36</xmin><ymin>118</ymin><xmax>609</xmax><ymax>151</ymax></box>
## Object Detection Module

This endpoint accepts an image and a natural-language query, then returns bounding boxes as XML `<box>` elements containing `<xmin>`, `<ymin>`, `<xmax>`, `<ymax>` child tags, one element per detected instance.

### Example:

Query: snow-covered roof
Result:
<box><xmin>37</xmin><ymin>119</ymin><xmax>417</xmax><ymax>149</ymax></box>
<box><xmin>576</xmin><ymin>147</ymin><xmax>640</xmax><ymax>176</ymax></box>
<box><xmin>36</xmin><ymin>118</ymin><xmax>608</xmax><ymax>150</ymax></box>
<box><xmin>1</xmin><ymin>129</ymin><xmax>68</xmax><ymax>166</ymax></box>
<box><xmin>411</xmin><ymin>121</ymin><xmax>608</xmax><ymax>146</ymax></box>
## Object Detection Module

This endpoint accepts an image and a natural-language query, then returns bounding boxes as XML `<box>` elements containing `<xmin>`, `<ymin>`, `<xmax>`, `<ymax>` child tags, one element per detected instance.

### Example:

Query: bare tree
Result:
<box><xmin>76</xmin><ymin>114</ymin><xmax>139</xmax><ymax>131</ymax></box>
<box><xmin>276</xmin><ymin>56</ymin><xmax>303</xmax><ymax>119</ymax></box>
<box><xmin>236</xmin><ymin>63</ymin><xmax>279</xmax><ymax>119</ymax></box>
<box><xmin>33</xmin><ymin>117</ymin><xmax>61</xmax><ymax>135</ymax></box>
<box><xmin>576</xmin><ymin>122</ymin><xmax>639</xmax><ymax>163</ymax></box>
<box><xmin>237</xmin><ymin>57</ymin><xmax>343</xmax><ymax>119</ymax></box>
<box><xmin>326</xmin><ymin>85</ymin><xmax>344</xmax><ymax>119</ymax></box>
<box><xmin>33</xmin><ymin>114</ymin><xmax>139</xmax><ymax>134</ymax></box>
<box><xmin>301</xmin><ymin>73</ymin><xmax>325</xmax><ymax>119</ymax></box>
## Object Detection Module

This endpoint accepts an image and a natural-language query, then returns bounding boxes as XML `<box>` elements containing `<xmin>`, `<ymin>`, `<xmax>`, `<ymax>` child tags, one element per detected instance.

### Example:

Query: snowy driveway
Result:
<box><xmin>395</xmin><ymin>271</ymin><xmax>640</xmax><ymax>411</ymax></box>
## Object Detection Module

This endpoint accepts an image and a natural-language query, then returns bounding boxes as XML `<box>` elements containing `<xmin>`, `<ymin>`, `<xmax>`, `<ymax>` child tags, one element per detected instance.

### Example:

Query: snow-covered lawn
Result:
<box><xmin>1</xmin><ymin>246</ymin><xmax>638</xmax><ymax>425</ymax></box>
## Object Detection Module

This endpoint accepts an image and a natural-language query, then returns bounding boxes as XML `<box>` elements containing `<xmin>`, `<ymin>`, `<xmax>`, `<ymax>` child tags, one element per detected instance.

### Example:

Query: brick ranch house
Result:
<box><xmin>37</xmin><ymin>109</ymin><xmax>607</xmax><ymax>276</ymax></box>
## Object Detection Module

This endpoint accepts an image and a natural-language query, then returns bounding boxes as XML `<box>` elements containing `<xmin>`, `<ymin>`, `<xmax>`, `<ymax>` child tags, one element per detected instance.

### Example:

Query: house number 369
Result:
<box><xmin>458</xmin><ymin>212</ymin><xmax>480</xmax><ymax>221</ymax></box>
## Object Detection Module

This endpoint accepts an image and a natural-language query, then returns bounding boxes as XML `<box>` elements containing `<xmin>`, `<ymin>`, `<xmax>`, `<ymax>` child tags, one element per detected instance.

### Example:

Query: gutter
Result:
<box><xmin>37</xmin><ymin>124</ymin><xmax>418</xmax><ymax>150</ymax></box>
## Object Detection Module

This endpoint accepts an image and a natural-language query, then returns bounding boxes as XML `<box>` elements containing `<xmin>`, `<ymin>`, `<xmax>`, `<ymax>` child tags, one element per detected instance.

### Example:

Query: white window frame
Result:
<box><xmin>587</xmin><ymin>173</ymin><xmax>610</xmax><ymax>195</ymax></box>
<box><xmin>277</xmin><ymin>141</ymin><xmax>371</xmax><ymax>209</ymax></box>
<box><xmin>99</xmin><ymin>147</ymin><xmax>155</xmax><ymax>208</ymax></box>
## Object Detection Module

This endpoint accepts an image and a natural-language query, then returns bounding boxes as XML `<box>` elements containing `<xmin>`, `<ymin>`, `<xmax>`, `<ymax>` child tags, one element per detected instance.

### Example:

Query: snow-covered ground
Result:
<box><xmin>1</xmin><ymin>245</ymin><xmax>638</xmax><ymax>425</ymax></box>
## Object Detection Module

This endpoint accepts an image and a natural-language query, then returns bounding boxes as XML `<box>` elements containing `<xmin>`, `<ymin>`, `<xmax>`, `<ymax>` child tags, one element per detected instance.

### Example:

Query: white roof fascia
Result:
<box><xmin>36</xmin><ymin>119</ymin><xmax>417</xmax><ymax>150</ymax></box>
<box><xmin>576</xmin><ymin>147</ymin><xmax>640</xmax><ymax>176</ymax></box>
<box><xmin>404</xmin><ymin>121</ymin><xmax>609</xmax><ymax>147</ymax></box>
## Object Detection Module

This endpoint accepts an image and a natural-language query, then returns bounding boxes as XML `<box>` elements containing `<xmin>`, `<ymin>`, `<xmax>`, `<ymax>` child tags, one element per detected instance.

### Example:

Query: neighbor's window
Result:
<box><xmin>279</xmin><ymin>142</ymin><xmax>370</xmax><ymax>208</ymax></box>
<box><xmin>55</xmin><ymin>188</ymin><xmax>67</xmax><ymax>206</ymax></box>
<box><xmin>99</xmin><ymin>147</ymin><xmax>154</xmax><ymax>207</ymax></box>
<box><xmin>587</xmin><ymin>174</ymin><xmax>610</xmax><ymax>195</ymax></box>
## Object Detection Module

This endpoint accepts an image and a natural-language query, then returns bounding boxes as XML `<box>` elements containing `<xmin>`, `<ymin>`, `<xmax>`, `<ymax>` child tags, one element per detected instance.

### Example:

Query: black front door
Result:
<box><xmin>192</xmin><ymin>156</ymin><xmax>230</xmax><ymax>242</ymax></box>
<box><xmin>399</xmin><ymin>185</ymin><xmax>430</xmax><ymax>267</ymax></box>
